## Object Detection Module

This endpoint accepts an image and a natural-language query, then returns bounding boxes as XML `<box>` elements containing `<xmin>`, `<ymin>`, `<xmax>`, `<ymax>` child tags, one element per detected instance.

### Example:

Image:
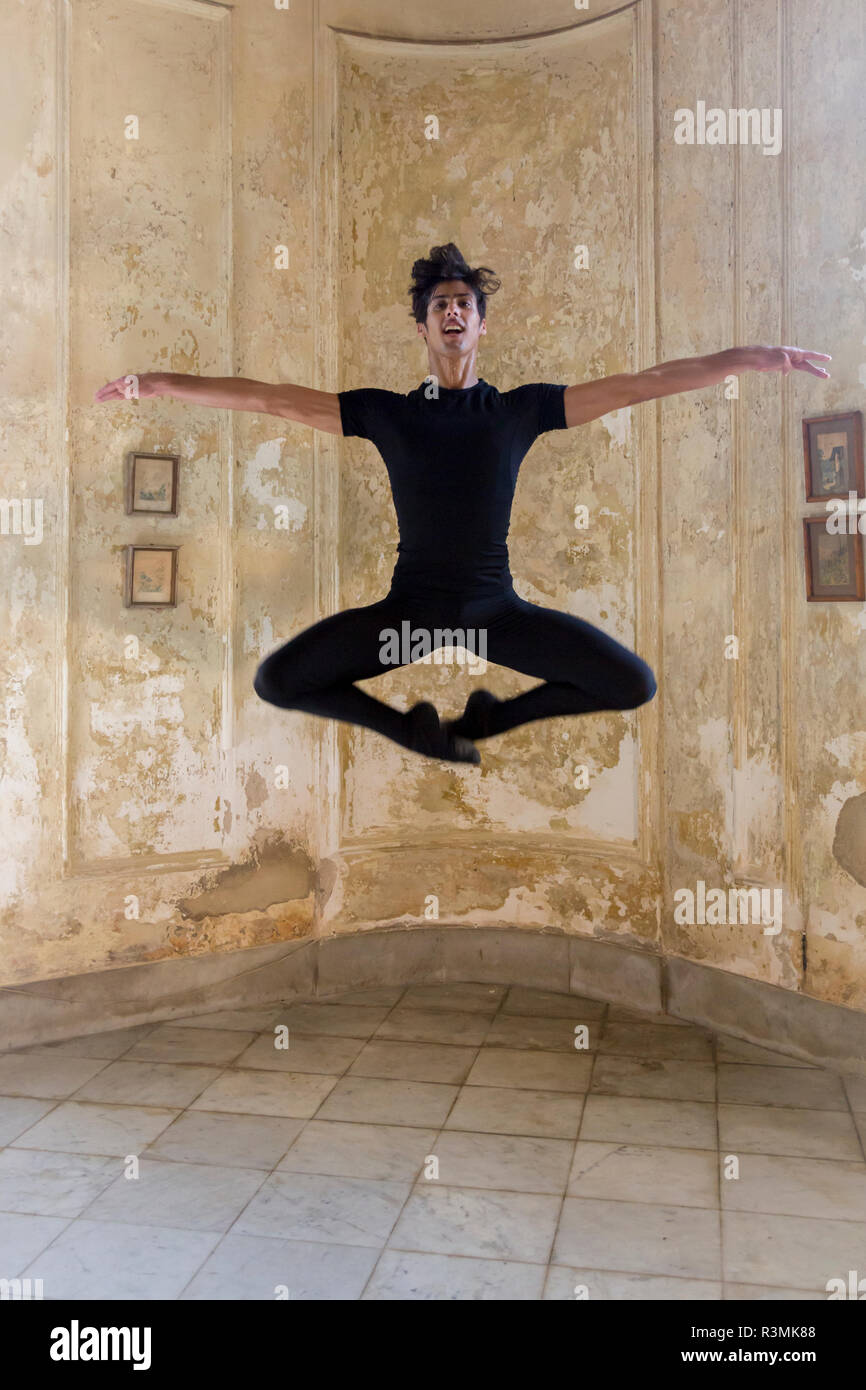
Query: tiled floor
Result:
<box><xmin>1</xmin><ymin>982</ymin><xmax>865</xmax><ymax>1300</ymax></box>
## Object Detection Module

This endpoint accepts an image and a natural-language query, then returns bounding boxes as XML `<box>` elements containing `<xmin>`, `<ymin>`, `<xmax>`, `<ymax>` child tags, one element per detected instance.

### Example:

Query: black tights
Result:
<box><xmin>253</xmin><ymin>583</ymin><xmax>656</xmax><ymax>752</ymax></box>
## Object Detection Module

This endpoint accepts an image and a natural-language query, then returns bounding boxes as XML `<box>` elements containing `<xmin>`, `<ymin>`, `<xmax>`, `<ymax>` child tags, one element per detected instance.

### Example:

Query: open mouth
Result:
<box><xmin>444</xmin><ymin>326</ymin><xmax>464</xmax><ymax>335</ymax></box>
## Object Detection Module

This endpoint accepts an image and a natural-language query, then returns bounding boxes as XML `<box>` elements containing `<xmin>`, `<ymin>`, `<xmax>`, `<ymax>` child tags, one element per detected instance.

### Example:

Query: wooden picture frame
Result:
<box><xmin>123</xmin><ymin>545</ymin><xmax>179</xmax><ymax>607</ymax></box>
<box><xmin>803</xmin><ymin>517</ymin><xmax>864</xmax><ymax>601</ymax></box>
<box><xmin>125</xmin><ymin>451</ymin><xmax>180</xmax><ymax>515</ymax></box>
<box><xmin>802</xmin><ymin>411</ymin><xmax>863</xmax><ymax>502</ymax></box>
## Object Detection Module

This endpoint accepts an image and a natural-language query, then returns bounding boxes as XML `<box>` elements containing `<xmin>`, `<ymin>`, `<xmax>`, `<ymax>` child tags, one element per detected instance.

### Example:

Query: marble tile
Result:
<box><xmin>591</xmin><ymin>1056</ymin><xmax>715</xmax><ymax>1102</ymax></box>
<box><xmin>0</xmin><ymin>1211</ymin><xmax>69</xmax><ymax>1277</ymax></box>
<box><xmin>189</xmin><ymin>1069</ymin><xmax>339</xmax><ymax>1119</ymax></box>
<box><xmin>429</xmin><ymin>1130</ymin><xmax>574</xmax><ymax>1195</ymax></box>
<box><xmin>566</xmin><ymin>1142</ymin><xmax>718</xmax><ymax>1208</ymax></box>
<box><xmin>0</xmin><ymin>1148</ymin><xmax>119</xmax><ymax>1217</ymax></box>
<box><xmin>501</xmin><ymin>988</ymin><xmax>606</xmax><ymax>1021</ymax></box>
<box><xmin>276</xmin><ymin>1004</ymin><xmax>392</xmax><ymax>1038</ymax></box>
<box><xmin>72</xmin><ymin>1060</ymin><xmax>224</xmax><ymax>1109</ymax></box>
<box><xmin>84</xmin><ymin>1157</ymin><xmax>265</xmax><ymax>1232</ymax></box>
<box><xmin>0</xmin><ymin>1054</ymin><xmax>110</xmax><ymax>1099</ymax></box>
<box><xmin>715</xmin><ymin>1036</ymin><xmax>816</xmax><ymax>1068</ymax></box>
<box><xmin>9</xmin><ymin>1101</ymin><xmax>178</xmax><ymax>1157</ymax></box>
<box><xmin>720</xmin><ymin>1152</ymin><xmax>866</xmax><ymax>1221</ymax></box>
<box><xmin>145</xmin><ymin>1111</ymin><xmax>305</xmax><ymax>1169</ymax></box>
<box><xmin>718</xmin><ymin>1065</ymin><xmax>848</xmax><ymax>1111</ymax></box>
<box><xmin>579</xmin><ymin>1095</ymin><xmax>717</xmax><ymax>1149</ymax></box>
<box><xmin>397</xmin><ymin>983</ymin><xmax>504</xmax><ymax>1014</ymax></box>
<box><xmin>465</xmin><ymin>1049</ymin><xmax>592</xmax><ymax>1093</ymax></box>
<box><xmin>20</xmin><ymin>1219</ymin><xmax>220</xmax><ymax>1299</ymax></box>
<box><xmin>0</xmin><ymin>1097</ymin><xmax>57</xmax><ymax>1145</ymax></box>
<box><xmin>718</xmin><ymin>1103</ymin><xmax>864</xmax><ymax>1161</ymax></box>
<box><xmin>181</xmin><ymin>1233</ymin><xmax>379</xmax><ymax>1299</ymax></box>
<box><xmin>277</xmin><ymin>1121</ymin><xmax>437</xmax><ymax>1182</ymax></box>
<box><xmin>544</xmin><ymin>1266</ymin><xmax>721</xmax><ymax>1300</ymax></box>
<box><xmin>553</xmin><ymin>1197</ymin><xmax>721</xmax><ymax>1280</ymax></box>
<box><xmin>599</xmin><ymin>1022</ymin><xmax>714</xmax><ymax>1062</ymax></box>
<box><xmin>483</xmin><ymin>1014</ymin><xmax>599</xmax><ymax>1053</ymax></box>
<box><xmin>444</xmin><ymin>1085</ymin><xmax>584</xmax><ymax>1140</ymax></box>
<box><xmin>233</xmin><ymin>1033</ymin><xmax>365</xmax><ymax>1075</ymax></box>
<box><xmin>12</xmin><ymin>1025</ymin><xmax>158</xmax><ymax>1059</ymax></box>
<box><xmin>348</xmin><ymin>1039</ymin><xmax>477</xmax><ymax>1085</ymax></box>
<box><xmin>316</xmin><ymin>1076</ymin><xmax>458</xmax><ymax>1128</ymax></box>
<box><xmin>364</xmin><ymin>1249</ymin><xmax>545</xmax><ymax>1300</ymax></box>
<box><xmin>722</xmin><ymin>1209</ymin><xmax>866</xmax><ymax>1291</ymax></box>
<box><xmin>374</xmin><ymin>1009</ymin><xmax>492</xmax><ymax>1047</ymax></box>
<box><xmin>388</xmin><ymin>1185</ymin><xmax>561</xmax><ymax>1262</ymax></box>
<box><xmin>124</xmin><ymin>1026</ymin><xmax>256</xmax><ymax>1066</ymax></box>
<box><xmin>234</xmin><ymin>1172</ymin><xmax>410</xmax><ymax>1246</ymax></box>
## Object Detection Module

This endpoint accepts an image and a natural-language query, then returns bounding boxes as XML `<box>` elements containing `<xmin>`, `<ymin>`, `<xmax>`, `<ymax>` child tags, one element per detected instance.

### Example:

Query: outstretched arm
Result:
<box><xmin>562</xmin><ymin>346</ymin><xmax>831</xmax><ymax>428</ymax></box>
<box><xmin>93</xmin><ymin>372</ymin><xmax>344</xmax><ymax>435</ymax></box>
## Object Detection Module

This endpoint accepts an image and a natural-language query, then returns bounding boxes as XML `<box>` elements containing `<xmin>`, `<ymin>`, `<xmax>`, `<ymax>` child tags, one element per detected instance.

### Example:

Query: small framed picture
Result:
<box><xmin>125</xmin><ymin>451</ymin><xmax>180</xmax><ymax>515</ymax></box>
<box><xmin>802</xmin><ymin>411</ymin><xmax>863</xmax><ymax>501</ymax></box>
<box><xmin>803</xmin><ymin>518</ymin><xmax>864</xmax><ymax>601</ymax></box>
<box><xmin>124</xmin><ymin>545</ymin><xmax>179</xmax><ymax>607</ymax></box>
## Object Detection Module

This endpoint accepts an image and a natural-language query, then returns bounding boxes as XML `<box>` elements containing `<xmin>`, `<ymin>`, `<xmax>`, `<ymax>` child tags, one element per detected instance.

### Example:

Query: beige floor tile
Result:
<box><xmin>277</xmin><ymin>1121</ymin><xmax>438</xmax><ymax>1181</ymax></box>
<box><xmin>84</xmin><ymin>1157</ymin><xmax>265</xmax><ymax>1232</ymax></box>
<box><xmin>12</xmin><ymin>1025</ymin><xmax>158</xmax><ymax>1060</ymax></box>
<box><xmin>72</xmin><ymin>1061</ymin><xmax>224</xmax><ymax>1109</ymax></box>
<box><xmin>567</xmin><ymin>1142</ymin><xmax>718</xmax><ymax>1208</ymax></box>
<box><xmin>145</xmin><ymin>1111</ymin><xmax>305</xmax><ymax>1169</ymax></box>
<box><xmin>718</xmin><ymin>1064</ymin><xmax>848</xmax><ymax>1111</ymax></box>
<box><xmin>316</xmin><ymin>1076</ymin><xmax>458</xmax><ymax>1127</ymax></box>
<box><xmin>591</xmin><ymin>1056</ymin><xmax>715</xmax><ymax>1102</ymax></box>
<box><xmin>348</xmin><ymin>1039</ymin><xmax>477</xmax><ymax>1084</ymax></box>
<box><xmin>723</xmin><ymin>1209</ymin><xmax>866</xmax><ymax>1291</ymax></box>
<box><xmin>0</xmin><ymin>1148</ymin><xmax>119</xmax><ymax>1217</ymax></box>
<box><xmin>465</xmin><ymin>1048</ymin><xmax>592</xmax><ymax>1093</ymax></box>
<box><xmin>0</xmin><ymin>1211</ymin><xmax>70</xmax><ymax>1277</ymax></box>
<box><xmin>181</xmin><ymin>1233</ymin><xmax>379</xmax><ymax>1299</ymax></box>
<box><xmin>234</xmin><ymin>1172</ymin><xmax>410</xmax><ymax>1246</ymax></box>
<box><xmin>20</xmin><ymin>1219</ymin><xmax>220</xmax><ymax>1299</ymax></box>
<box><xmin>374</xmin><ymin>1009</ymin><xmax>492</xmax><ymax>1046</ymax></box>
<box><xmin>843</xmin><ymin>1074</ymin><xmax>866</xmax><ymax>1110</ymax></box>
<box><xmin>718</xmin><ymin>1103</ymin><xmax>863</xmax><ymax>1160</ymax></box>
<box><xmin>0</xmin><ymin>1097</ymin><xmax>57</xmax><ymax>1145</ymax></box>
<box><xmin>579</xmin><ymin>1095</ymin><xmax>717</xmax><ymax>1149</ymax></box>
<box><xmin>233</xmin><ymin>1033</ymin><xmax>365</xmax><ymax>1075</ymax></box>
<box><xmin>599</xmin><ymin>1021</ymin><xmax>714</xmax><ymax>1062</ymax></box>
<box><xmin>605</xmin><ymin>1007</ymin><xmax>690</xmax><ymax>1027</ymax></box>
<box><xmin>502</xmin><ymin>988</ymin><xmax>606</xmax><ymax>1020</ymax></box>
<box><xmin>8</xmin><ymin>1101</ymin><xmax>178</xmax><ymax>1157</ymax></box>
<box><xmin>553</xmin><ymin>1197</ymin><xmax>721</xmax><ymax>1280</ymax></box>
<box><xmin>723</xmin><ymin>1282</ymin><xmax>827</xmax><ymax>1300</ymax></box>
<box><xmin>483</xmin><ymin>1014</ymin><xmax>599</xmax><ymax>1053</ymax></box>
<box><xmin>429</xmin><ymin>1129</ymin><xmax>574</xmax><ymax>1194</ymax></box>
<box><xmin>124</xmin><ymin>1027</ymin><xmax>256</xmax><ymax>1066</ymax></box>
<box><xmin>0</xmin><ymin>1055</ymin><xmax>110</xmax><ymax>1099</ymax></box>
<box><xmin>189</xmin><ymin>1069</ymin><xmax>339</xmax><ymax>1119</ymax></box>
<box><xmin>445</xmin><ymin>1085</ymin><xmax>584</xmax><ymax>1140</ymax></box>
<box><xmin>316</xmin><ymin>988</ymin><xmax>405</xmax><ymax>1008</ymax></box>
<box><xmin>364</xmin><ymin>1249</ymin><xmax>545</xmax><ymax>1299</ymax></box>
<box><xmin>276</xmin><ymin>1004</ymin><xmax>392</xmax><ymax>1038</ymax></box>
<box><xmin>398</xmin><ymin>983</ymin><xmax>505</xmax><ymax>1014</ymax></box>
<box><xmin>715</xmin><ymin>1036</ymin><xmax>816</xmax><ymax>1067</ymax></box>
<box><xmin>388</xmin><ymin>1185</ymin><xmax>561</xmax><ymax>1262</ymax></box>
<box><xmin>166</xmin><ymin>1007</ymin><xmax>293</xmax><ymax>1032</ymax></box>
<box><xmin>544</xmin><ymin>1266</ymin><xmax>721</xmax><ymax>1300</ymax></box>
<box><xmin>720</xmin><ymin>1152</ymin><xmax>866</xmax><ymax>1221</ymax></box>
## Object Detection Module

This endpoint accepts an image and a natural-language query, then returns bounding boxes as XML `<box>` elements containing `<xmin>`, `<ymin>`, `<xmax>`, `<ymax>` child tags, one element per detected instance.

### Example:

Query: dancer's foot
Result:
<box><xmin>445</xmin><ymin>688</ymin><xmax>500</xmax><ymax>742</ymax></box>
<box><xmin>406</xmin><ymin>701</ymin><xmax>481</xmax><ymax>764</ymax></box>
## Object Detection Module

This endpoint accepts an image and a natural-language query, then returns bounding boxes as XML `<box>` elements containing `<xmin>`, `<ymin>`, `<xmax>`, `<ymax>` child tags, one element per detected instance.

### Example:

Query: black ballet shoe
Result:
<box><xmin>407</xmin><ymin>701</ymin><xmax>481</xmax><ymax>765</ymax></box>
<box><xmin>445</xmin><ymin>688</ymin><xmax>500</xmax><ymax>742</ymax></box>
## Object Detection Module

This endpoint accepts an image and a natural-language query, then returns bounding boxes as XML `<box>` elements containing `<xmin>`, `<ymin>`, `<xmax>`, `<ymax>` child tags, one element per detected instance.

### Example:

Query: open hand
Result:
<box><xmin>93</xmin><ymin>372</ymin><xmax>163</xmax><ymax>403</ymax></box>
<box><xmin>744</xmin><ymin>346</ymin><xmax>831</xmax><ymax>378</ymax></box>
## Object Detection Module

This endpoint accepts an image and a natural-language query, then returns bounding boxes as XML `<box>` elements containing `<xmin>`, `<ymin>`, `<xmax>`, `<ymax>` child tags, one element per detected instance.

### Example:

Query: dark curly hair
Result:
<box><xmin>408</xmin><ymin>242</ymin><xmax>501</xmax><ymax>325</ymax></box>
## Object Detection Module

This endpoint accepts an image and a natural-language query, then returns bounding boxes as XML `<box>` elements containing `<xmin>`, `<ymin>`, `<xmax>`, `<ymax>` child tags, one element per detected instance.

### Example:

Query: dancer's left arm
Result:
<box><xmin>562</xmin><ymin>345</ymin><xmax>831</xmax><ymax>428</ymax></box>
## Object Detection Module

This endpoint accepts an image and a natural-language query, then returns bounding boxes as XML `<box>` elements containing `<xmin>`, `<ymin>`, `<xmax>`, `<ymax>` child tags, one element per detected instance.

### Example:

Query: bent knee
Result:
<box><xmin>253</xmin><ymin>655</ymin><xmax>297</xmax><ymax>706</ymax></box>
<box><xmin>610</xmin><ymin>660</ymin><xmax>657</xmax><ymax>710</ymax></box>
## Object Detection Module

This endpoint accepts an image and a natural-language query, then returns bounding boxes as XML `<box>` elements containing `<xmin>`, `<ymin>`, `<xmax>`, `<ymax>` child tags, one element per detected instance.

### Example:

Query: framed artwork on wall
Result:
<box><xmin>125</xmin><ymin>451</ymin><xmax>180</xmax><ymax>515</ymax></box>
<box><xmin>123</xmin><ymin>545</ymin><xmax>179</xmax><ymax>607</ymax></box>
<box><xmin>802</xmin><ymin>518</ymin><xmax>864</xmax><ymax>601</ymax></box>
<box><xmin>802</xmin><ymin>411</ymin><xmax>863</xmax><ymax>502</ymax></box>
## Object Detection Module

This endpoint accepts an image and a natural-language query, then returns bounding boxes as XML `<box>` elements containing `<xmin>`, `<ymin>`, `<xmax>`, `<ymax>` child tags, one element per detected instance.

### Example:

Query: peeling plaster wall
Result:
<box><xmin>1</xmin><ymin>0</ymin><xmax>865</xmax><ymax>1015</ymax></box>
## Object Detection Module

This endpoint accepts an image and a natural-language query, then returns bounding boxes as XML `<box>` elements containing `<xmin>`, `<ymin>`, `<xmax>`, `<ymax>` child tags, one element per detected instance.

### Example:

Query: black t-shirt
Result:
<box><xmin>338</xmin><ymin>378</ymin><xmax>568</xmax><ymax>591</ymax></box>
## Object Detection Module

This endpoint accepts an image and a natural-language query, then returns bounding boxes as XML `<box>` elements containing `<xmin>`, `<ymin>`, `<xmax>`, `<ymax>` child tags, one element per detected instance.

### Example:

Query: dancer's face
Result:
<box><xmin>418</xmin><ymin>280</ymin><xmax>487</xmax><ymax>361</ymax></box>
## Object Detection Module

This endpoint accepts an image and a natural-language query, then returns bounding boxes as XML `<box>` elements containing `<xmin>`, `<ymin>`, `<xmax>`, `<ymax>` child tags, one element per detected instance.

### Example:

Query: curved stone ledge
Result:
<box><xmin>1</xmin><ymin>926</ymin><xmax>865</xmax><ymax>1075</ymax></box>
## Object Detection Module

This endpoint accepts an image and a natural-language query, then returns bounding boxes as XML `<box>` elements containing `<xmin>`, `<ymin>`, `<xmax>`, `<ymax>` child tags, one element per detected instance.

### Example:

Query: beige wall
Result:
<box><xmin>1</xmin><ymin>0</ymin><xmax>864</xmax><ymax>1009</ymax></box>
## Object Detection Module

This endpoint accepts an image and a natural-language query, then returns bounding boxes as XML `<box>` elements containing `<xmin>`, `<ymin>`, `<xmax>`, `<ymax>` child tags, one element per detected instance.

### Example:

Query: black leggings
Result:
<box><xmin>253</xmin><ymin>580</ymin><xmax>656</xmax><ymax>752</ymax></box>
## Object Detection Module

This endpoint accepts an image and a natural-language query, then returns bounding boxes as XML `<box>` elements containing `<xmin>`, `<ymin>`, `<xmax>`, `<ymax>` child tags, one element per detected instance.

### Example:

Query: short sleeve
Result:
<box><xmin>338</xmin><ymin>388</ymin><xmax>374</xmax><ymax>440</ymax></box>
<box><xmin>535</xmin><ymin>382</ymin><xmax>569</xmax><ymax>434</ymax></box>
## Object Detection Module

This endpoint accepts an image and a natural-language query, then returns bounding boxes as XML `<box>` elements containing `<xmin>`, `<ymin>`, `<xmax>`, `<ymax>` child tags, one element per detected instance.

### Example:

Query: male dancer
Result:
<box><xmin>95</xmin><ymin>242</ymin><xmax>830</xmax><ymax>765</ymax></box>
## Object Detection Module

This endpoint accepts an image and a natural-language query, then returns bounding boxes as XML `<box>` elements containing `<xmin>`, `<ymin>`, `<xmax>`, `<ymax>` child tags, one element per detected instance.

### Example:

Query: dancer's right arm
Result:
<box><xmin>93</xmin><ymin>373</ymin><xmax>344</xmax><ymax>435</ymax></box>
